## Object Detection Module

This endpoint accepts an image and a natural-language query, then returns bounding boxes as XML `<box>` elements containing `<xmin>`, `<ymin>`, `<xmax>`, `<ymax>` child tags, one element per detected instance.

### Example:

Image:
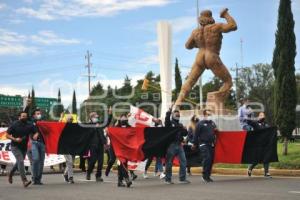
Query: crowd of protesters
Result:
<box><xmin>1</xmin><ymin>99</ymin><xmax>273</xmax><ymax>188</ymax></box>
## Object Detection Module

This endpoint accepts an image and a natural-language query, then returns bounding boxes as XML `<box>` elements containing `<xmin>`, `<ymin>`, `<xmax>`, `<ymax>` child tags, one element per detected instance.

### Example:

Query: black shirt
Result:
<box><xmin>7</xmin><ymin>120</ymin><xmax>37</xmax><ymax>150</ymax></box>
<box><xmin>164</xmin><ymin>110</ymin><xmax>188</xmax><ymax>143</ymax></box>
<box><xmin>193</xmin><ymin>120</ymin><xmax>217</xmax><ymax>146</ymax></box>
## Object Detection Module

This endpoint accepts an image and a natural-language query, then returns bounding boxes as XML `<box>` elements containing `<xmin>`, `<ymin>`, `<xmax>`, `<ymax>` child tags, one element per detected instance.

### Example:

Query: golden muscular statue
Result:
<box><xmin>175</xmin><ymin>8</ymin><xmax>237</xmax><ymax>107</ymax></box>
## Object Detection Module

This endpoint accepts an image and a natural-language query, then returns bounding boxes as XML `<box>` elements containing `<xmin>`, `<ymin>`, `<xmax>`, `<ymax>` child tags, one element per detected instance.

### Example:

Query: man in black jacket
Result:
<box><xmin>164</xmin><ymin>105</ymin><xmax>190</xmax><ymax>184</ymax></box>
<box><xmin>86</xmin><ymin>107</ymin><xmax>112</xmax><ymax>182</ymax></box>
<box><xmin>7</xmin><ymin>111</ymin><xmax>39</xmax><ymax>188</ymax></box>
<box><xmin>192</xmin><ymin>110</ymin><xmax>217</xmax><ymax>183</ymax></box>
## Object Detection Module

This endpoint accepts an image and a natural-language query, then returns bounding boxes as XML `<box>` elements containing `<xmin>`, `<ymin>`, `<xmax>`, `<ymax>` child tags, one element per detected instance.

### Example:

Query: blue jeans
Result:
<box><xmin>31</xmin><ymin>141</ymin><xmax>45</xmax><ymax>183</ymax></box>
<box><xmin>155</xmin><ymin>158</ymin><xmax>163</xmax><ymax>173</ymax></box>
<box><xmin>165</xmin><ymin>142</ymin><xmax>187</xmax><ymax>181</ymax></box>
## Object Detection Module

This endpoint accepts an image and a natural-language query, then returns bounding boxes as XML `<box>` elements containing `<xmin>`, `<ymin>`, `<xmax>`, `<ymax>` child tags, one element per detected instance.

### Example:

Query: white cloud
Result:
<box><xmin>0</xmin><ymin>29</ymin><xmax>37</xmax><ymax>55</ymax></box>
<box><xmin>0</xmin><ymin>43</ymin><xmax>37</xmax><ymax>56</ymax></box>
<box><xmin>0</xmin><ymin>3</ymin><xmax>7</xmax><ymax>10</ymax></box>
<box><xmin>16</xmin><ymin>0</ymin><xmax>174</xmax><ymax>21</ymax></box>
<box><xmin>137</xmin><ymin>55</ymin><xmax>159</xmax><ymax>66</ymax></box>
<box><xmin>145</xmin><ymin>40</ymin><xmax>158</xmax><ymax>49</ymax></box>
<box><xmin>0</xmin><ymin>29</ymin><xmax>81</xmax><ymax>55</ymax></box>
<box><xmin>136</xmin><ymin>15</ymin><xmax>197</xmax><ymax>34</ymax></box>
<box><xmin>23</xmin><ymin>0</ymin><xmax>33</xmax><ymax>4</ymax></box>
<box><xmin>170</xmin><ymin>16</ymin><xmax>197</xmax><ymax>33</ymax></box>
<box><xmin>31</xmin><ymin>31</ymin><xmax>81</xmax><ymax>45</ymax></box>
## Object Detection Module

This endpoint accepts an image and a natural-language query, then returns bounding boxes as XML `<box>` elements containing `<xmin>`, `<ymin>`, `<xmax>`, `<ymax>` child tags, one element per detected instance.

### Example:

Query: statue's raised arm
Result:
<box><xmin>218</xmin><ymin>8</ymin><xmax>237</xmax><ymax>33</ymax></box>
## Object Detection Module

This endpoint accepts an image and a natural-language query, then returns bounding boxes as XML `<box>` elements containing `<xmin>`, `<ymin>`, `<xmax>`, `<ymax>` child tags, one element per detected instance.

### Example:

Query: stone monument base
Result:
<box><xmin>206</xmin><ymin>91</ymin><xmax>227</xmax><ymax>115</ymax></box>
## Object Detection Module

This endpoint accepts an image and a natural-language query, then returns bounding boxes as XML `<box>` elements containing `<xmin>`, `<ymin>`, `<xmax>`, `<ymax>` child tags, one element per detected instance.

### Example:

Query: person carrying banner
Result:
<box><xmin>192</xmin><ymin>110</ymin><xmax>217</xmax><ymax>183</ymax></box>
<box><xmin>105</xmin><ymin>141</ymin><xmax>116</xmax><ymax>177</ymax></box>
<box><xmin>164</xmin><ymin>105</ymin><xmax>190</xmax><ymax>184</ymax></box>
<box><xmin>247</xmin><ymin>112</ymin><xmax>272</xmax><ymax>178</ymax></box>
<box><xmin>115</xmin><ymin>114</ymin><xmax>135</xmax><ymax>187</ymax></box>
<box><xmin>62</xmin><ymin>114</ymin><xmax>75</xmax><ymax>184</ymax></box>
<box><xmin>86</xmin><ymin>107</ymin><xmax>112</xmax><ymax>182</ymax></box>
<box><xmin>6</xmin><ymin>111</ymin><xmax>39</xmax><ymax>188</ymax></box>
<box><xmin>143</xmin><ymin>118</ymin><xmax>165</xmax><ymax>179</ymax></box>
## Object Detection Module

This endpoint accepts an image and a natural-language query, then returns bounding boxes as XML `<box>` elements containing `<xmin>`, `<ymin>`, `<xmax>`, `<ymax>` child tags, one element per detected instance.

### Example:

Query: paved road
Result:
<box><xmin>0</xmin><ymin>172</ymin><xmax>300</xmax><ymax>200</ymax></box>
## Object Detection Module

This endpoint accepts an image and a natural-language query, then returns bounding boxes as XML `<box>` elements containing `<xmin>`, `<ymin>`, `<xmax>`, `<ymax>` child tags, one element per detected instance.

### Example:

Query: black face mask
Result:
<box><xmin>258</xmin><ymin>118</ymin><xmax>265</xmax><ymax>122</ymax></box>
<box><xmin>20</xmin><ymin>118</ymin><xmax>27</xmax><ymax>123</ymax></box>
<box><xmin>120</xmin><ymin>120</ymin><xmax>128</xmax><ymax>126</ymax></box>
<box><xmin>172</xmin><ymin>115</ymin><xmax>180</xmax><ymax>123</ymax></box>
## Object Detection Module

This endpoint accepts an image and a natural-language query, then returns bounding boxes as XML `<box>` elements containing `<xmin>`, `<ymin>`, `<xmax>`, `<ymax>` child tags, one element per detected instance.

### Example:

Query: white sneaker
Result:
<box><xmin>159</xmin><ymin>173</ymin><xmax>166</xmax><ymax>179</ymax></box>
<box><xmin>143</xmin><ymin>173</ymin><xmax>149</xmax><ymax>179</ymax></box>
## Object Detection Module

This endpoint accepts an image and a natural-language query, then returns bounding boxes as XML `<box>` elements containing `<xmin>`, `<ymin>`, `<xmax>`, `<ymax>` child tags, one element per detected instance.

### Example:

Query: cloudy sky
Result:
<box><xmin>0</xmin><ymin>0</ymin><xmax>299</xmax><ymax>106</ymax></box>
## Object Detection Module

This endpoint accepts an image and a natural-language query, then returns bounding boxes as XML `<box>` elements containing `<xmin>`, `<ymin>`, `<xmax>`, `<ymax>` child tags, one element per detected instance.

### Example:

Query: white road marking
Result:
<box><xmin>289</xmin><ymin>191</ymin><xmax>300</xmax><ymax>194</ymax></box>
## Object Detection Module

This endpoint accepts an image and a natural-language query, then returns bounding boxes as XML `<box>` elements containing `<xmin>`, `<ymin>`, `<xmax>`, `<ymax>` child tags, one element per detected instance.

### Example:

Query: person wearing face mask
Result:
<box><xmin>186</xmin><ymin>115</ymin><xmax>199</xmax><ymax>176</ymax></box>
<box><xmin>164</xmin><ymin>105</ymin><xmax>190</xmax><ymax>184</ymax></box>
<box><xmin>143</xmin><ymin>118</ymin><xmax>165</xmax><ymax>179</ymax></box>
<box><xmin>27</xmin><ymin>108</ymin><xmax>45</xmax><ymax>185</ymax></box>
<box><xmin>247</xmin><ymin>112</ymin><xmax>272</xmax><ymax>178</ymax></box>
<box><xmin>192</xmin><ymin>110</ymin><xmax>217</xmax><ymax>183</ymax></box>
<box><xmin>62</xmin><ymin>114</ymin><xmax>75</xmax><ymax>184</ymax></box>
<box><xmin>238</xmin><ymin>98</ymin><xmax>254</xmax><ymax>131</ymax></box>
<box><xmin>6</xmin><ymin>111</ymin><xmax>39</xmax><ymax>188</ymax></box>
<box><xmin>24</xmin><ymin>100</ymin><xmax>46</xmax><ymax>185</ymax></box>
<box><xmin>86</xmin><ymin>107</ymin><xmax>112</xmax><ymax>182</ymax></box>
<box><xmin>114</xmin><ymin>114</ymin><xmax>135</xmax><ymax>187</ymax></box>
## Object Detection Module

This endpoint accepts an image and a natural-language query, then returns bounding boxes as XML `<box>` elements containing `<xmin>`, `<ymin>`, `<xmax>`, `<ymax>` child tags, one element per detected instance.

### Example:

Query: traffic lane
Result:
<box><xmin>0</xmin><ymin>173</ymin><xmax>299</xmax><ymax>200</ymax></box>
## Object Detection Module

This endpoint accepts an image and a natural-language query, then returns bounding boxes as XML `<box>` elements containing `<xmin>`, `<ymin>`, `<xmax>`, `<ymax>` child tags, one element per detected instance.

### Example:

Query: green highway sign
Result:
<box><xmin>35</xmin><ymin>97</ymin><xmax>57</xmax><ymax>110</ymax></box>
<box><xmin>0</xmin><ymin>95</ymin><xmax>57</xmax><ymax>110</ymax></box>
<box><xmin>0</xmin><ymin>95</ymin><xmax>23</xmax><ymax>107</ymax></box>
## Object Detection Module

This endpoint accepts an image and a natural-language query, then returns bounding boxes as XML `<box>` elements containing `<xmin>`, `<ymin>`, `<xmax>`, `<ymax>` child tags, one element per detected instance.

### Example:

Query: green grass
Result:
<box><xmin>215</xmin><ymin>140</ymin><xmax>300</xmax><ymax>169</ymax></box>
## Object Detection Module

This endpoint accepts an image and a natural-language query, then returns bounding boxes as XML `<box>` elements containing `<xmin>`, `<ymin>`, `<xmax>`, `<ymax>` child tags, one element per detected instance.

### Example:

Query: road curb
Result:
<box><xmin>169</xmin><ymin>167</ymin><xmax>300</xmax><ymax>177</ymax></box>
<box><xmin>1</xmin><ymin>165</ymin><xmax>299</xmax><ymax>177</ymax></box>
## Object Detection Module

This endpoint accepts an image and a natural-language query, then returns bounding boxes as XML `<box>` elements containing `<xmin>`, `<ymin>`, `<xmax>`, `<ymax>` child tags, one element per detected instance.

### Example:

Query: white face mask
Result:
<box><xmin>205</xmin><ymin>115</ymin><xmax>212</xmax><ymax>121</ymax></box>
<box><xmin>91</xmin><ymin>118</ymin><xmax>99</xmax><ymax>123</ymax></box>
<box><xmin>35</xmin><ymin>114</ymin><xmax>42</xmax><ymax>120</ymax></box>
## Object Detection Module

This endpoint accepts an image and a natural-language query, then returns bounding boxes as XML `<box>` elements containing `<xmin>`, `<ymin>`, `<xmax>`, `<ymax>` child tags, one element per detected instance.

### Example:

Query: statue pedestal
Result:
<box><xmin>206</xmin><ymin>92</ymin><xmax>226</xmax><ymax>115</ymax></box>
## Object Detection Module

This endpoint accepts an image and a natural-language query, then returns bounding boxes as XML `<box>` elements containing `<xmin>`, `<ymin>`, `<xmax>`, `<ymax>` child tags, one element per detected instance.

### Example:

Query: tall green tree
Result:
<box><xmin>174</xmin><ymin>58</ymin><xmax>182</xmax><ymax>96</ymax></box>
<box><xmin>72</xmin><ymin>90</ymin><xmax>77</xmax><ymax>114</ymax></box>
<box><xmin>119</xmin><ymin>75</ymin><xmax>132</xmax><ymax>97</ymax></box>
<box><xmin>31</xmin><ymin>86</ymin><xmax>36</xmax><ymax>110</ymax></box>
<box><xmin>90</xmin><ymin>82</ymin><xmax>105</xmax><ymax>96</ymax></box>
<box><xmin>272</xmin><ymin>0</ymin><xmax>297</xmax><ymax>155</ymax></box>
<box><xmin>237</xmin><ymin>64</ymin><xmax>275</xmax><ymax>123</ymax></box>
<box><xmin>52</xmin><ymin>89</ymin><xmax>64</xmax><ymax>120</ymax></box>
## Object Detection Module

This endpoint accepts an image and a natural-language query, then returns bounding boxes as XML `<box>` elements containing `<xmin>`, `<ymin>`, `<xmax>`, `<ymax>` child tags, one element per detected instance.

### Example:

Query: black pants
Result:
<box><xmin>79</xmin><ymin>156</ymin><xmax>86</xmax><ymax>171</ymax></box>
<box><xmin>145</xmin><ymin>157</ymin><xmax>153</xmax><ymax>171</ymax></box>
<box><xmin>118</xmin><ymin>162</ymin><xmax>129</xmax><ymax>182</ymax></box>
<box><xmin>87</xmin><ymin>144</ymin><xmax>104</xmax><ymax>178</ymax></box>
<box><xmin>105</xmin><ymin>149</ymin><xmax>110</xmax><ymax>165</ymax></box>
<box><xmin>199</xmin><ymin>145</ymin><xmax>214</xmax><ymax>179</ymax></box>
<box><xmin>105</xmin><ymin>146</ymin><xmax>116</xmax><ymax>175</ymax></box>
<box><xmin>248</xmin><ymin>163</ymin><xmax>270</xmax><ymax>174</ymax></box>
